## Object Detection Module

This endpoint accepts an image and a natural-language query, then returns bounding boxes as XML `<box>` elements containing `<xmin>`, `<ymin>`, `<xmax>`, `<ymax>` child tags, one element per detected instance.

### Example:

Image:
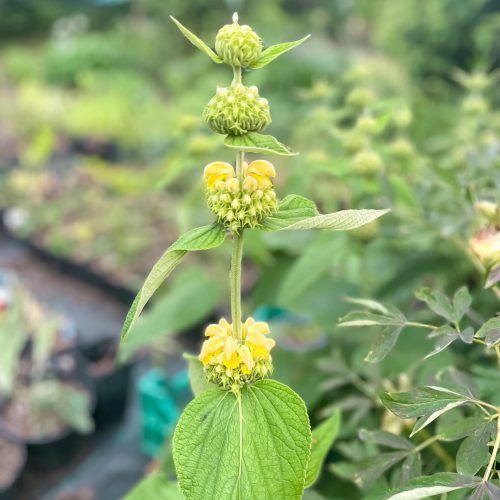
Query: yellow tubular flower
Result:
<box><xmin>243</xmin><ymin>160</ymin><xmax>276</xmax><ymax>188</ymax></box>
<box><xmin>199</xmin><ymin>316</ymin><xmax>275</xmax><ymax>389</ymax></box>
<box><xmin>203</xmin><ymin>162</ymin><xmax>235</xmax><ymax>188</ymax></box>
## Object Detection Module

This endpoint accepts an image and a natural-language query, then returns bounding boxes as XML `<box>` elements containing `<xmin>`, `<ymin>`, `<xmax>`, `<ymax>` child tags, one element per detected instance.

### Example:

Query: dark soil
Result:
<box><xmin>0</xmin><ymin>436</ymin><xmax>24</xmax><ymax>488</ymax></box>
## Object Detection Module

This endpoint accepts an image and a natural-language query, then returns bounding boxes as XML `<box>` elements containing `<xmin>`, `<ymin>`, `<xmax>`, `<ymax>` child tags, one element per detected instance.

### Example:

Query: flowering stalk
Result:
<box><xmin>121</xmin><ymin>13</ymin><xmax>387</xmax><ymax>499</ymax></box>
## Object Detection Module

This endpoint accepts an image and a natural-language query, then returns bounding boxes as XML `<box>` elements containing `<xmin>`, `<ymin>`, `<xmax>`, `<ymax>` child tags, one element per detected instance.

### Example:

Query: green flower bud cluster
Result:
<box><xmin>346</xmin><ymin>87</ymin><xmax>375</xmax><ymax>109</ymax></box>
<box><xmin>390</xmin><ymin>137</ymin><xmax>415</xmax><ymax>160</ymax></box>
<box><xmin>389</xmin><ymin>107</ymin><xmax>416</xmax><ymax>163</ymax></box>
<box><xmin>207</xmin><ymin>179</ymin><xmax>277</xmax><ymax>232</ymax></box>
<box><xmin>203</xmin><ymin>84</ymin><xmax>271</xmax><ymax>136</ymax></box>
<box><xmin>204</xmin><ymin>359</ymin><xmax>273</xmax><ymax>391</ymax></box>
<box><xmin>352</xmin><ymin>150</ymin><xmax>383</xmax><ymax>174</ymax></box>
<box><xmin>215</xmin><ymin>20</ymin><xmax>263</xmax><ymax>68</ymax></box>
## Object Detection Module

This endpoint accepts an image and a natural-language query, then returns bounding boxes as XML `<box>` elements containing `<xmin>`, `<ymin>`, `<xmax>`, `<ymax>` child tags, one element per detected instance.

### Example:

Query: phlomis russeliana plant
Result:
<box><xmin>120</xmin><ymin>13</ymin><xmax>388</xmax><ymax>499</ymax></box>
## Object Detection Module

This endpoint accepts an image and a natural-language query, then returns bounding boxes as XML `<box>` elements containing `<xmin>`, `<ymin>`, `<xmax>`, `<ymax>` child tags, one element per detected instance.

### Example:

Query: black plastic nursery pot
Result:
<box><xmin>3</xmin><ymin>228</ymin><xmax>136</xmax><ymax>305</ymax></box>
<box><xmin>79</xmin><ymin>336</ymin><xmax>132</xmax><ymax>430</ymax></box>
<box><xmin>0</xmin><ymin>377</ymin><xmax>96</xmax><ymax>475</ymax></box>
<box><xmin>0</xmin><ymin>435</ymin><xmax>27</xmax><ymax>500</ymax></box>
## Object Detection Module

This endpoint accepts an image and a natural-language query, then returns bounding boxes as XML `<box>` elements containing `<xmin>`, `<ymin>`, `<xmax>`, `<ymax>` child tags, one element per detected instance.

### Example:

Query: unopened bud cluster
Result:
<box><xmin>203</xmin><ymin>84</ymin><xmax>271</xmax><ymax>136</ymax></box>
<box><xmin>215</xmin><ymin>19</ymin><xmax>262</xmax><ymax>67</ymax></box>
<box><xmin>204</xmin><ymin>160</ymin><xmax>278</xmax><ymax>231</ymax></box>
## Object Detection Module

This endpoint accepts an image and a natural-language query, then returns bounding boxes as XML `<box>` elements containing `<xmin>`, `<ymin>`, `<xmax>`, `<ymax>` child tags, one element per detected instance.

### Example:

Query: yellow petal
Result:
<box><xmin>223</xmin><ymin>337</ymin><xmax>238</xmax><ymax>359</ymax></box>
<box><xmin>252</xmin><ymin>321</ymin><xmax>270</xmax><ymax>335</ymax></box>
<box><xmin>245</xmin><ymin>330</ymin><xmax>267</xmax><ymax>347</ymax></box>
<box><xmin>204</xmin><ymin>324</ymin><xmax>226</xmax><ymax>337</ymax></box>
<box><xmin>199</xmin><ymin>337</ymin><xmax>224</xmax><ymax>365</ymax></box>
<box><xmin>222</xmin><ymin>351</ymin><xmax>241</xmax><ymax>369</ymax></box>
<box><xmin>248</xmin><ymin>160</ymin><xmax>276</xmax><ymax>178</ymax></box>
<box><xmin>238</xmin><ymin>344</ymin><xmax>255</xmax><ymax>372</ymax></box>
<box><xmin>203</xmin><ymin>162</ymin><xmax>235</xmax><ymax>188</ymax></box>
<box><xmin>244</xmin><ymin>317</ymin><xmax>255</xmax><ymax>326</ymax></box>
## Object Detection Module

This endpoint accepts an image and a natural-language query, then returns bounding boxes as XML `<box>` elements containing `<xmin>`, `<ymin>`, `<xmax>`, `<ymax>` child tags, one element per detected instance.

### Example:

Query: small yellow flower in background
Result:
<box><xmin>469</xmin><ymin>230</ymin><xmax>500</xmax><ymax>269</ymax></box>
<box><xmin>199</xmin><ymin>317</ymin><xmax>275</xmax><ymax>389</ymax></box>
<box><xmin>203</xmin><ymin>159</ymin><xmax>278</xmax><ymax>232</ymax></box>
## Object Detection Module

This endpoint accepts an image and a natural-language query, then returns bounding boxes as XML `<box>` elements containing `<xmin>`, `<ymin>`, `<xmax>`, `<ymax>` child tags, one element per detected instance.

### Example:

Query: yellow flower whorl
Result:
<box><xmin>199</xmin><ymin>317</ymin><xmax>275</xmax><ymax>390</ymax></box>
<box><xmin>204</xmin><ymin>160</ymin><xmax>278</xmax><ymax>232</ymax></box>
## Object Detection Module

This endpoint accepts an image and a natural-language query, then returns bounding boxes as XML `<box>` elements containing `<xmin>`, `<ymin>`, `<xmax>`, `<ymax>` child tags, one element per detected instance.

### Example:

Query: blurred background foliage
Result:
<box><xmin>0</xmin><ymin>1</ymin><xmax>499</xmax><ymax>497</ymax></box>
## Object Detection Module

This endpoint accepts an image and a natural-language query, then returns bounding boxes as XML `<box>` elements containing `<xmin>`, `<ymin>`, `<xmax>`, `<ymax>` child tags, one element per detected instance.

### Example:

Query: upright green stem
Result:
<box><xmin>483</xmin><ymin>416</ymin><xmax>500</xmax><ymax>482</ymax></box>
<box><xmin>230</xmin><ymin>231</ymin><xmax>244</xmax><ymax>341</ymax></box>
<box><xmin>229</xmin><ymin>61</ymin><xmax>245</xmax><ymax>342</ymax></box>
<box><xmin>233</xmin><ymin>65</ymin><xmax>242</xmax><ymax>85</ymax></box>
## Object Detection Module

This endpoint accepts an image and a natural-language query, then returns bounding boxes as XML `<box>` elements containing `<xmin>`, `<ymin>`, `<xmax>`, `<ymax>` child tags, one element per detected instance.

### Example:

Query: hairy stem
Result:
<box><xmin>233</xmin><ymin>65</ymin><xmax>242</xmax><ymax>85</ymax></box>
<box><xmin>230</xmin><ymin>231</ymin><xmax>244</xmax><ymax>342</ymax></box>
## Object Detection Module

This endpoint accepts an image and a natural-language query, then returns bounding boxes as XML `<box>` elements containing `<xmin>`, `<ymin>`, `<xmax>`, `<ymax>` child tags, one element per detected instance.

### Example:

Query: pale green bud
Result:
<box><xmin>351</xmin><ymin>220</ymin><xmax>380</xmax><ymax>241</ymax></box>
<box><xmin>390</xmin><ymin>138</ymin><xmax>415</xmax><ymax>160</ymax></box>
<box><xmin>475</xmin><ymin>201</ymin><xmax>500</xmax><ymax>226</ymax></box>
<box><xmin>393</xmin><ymin>108</ymin><xmax>413</xmax><ymax>129</ymax></box>
<box><xmin>462</xmin><ymin>95</ymin><xmax>488</xmax><ymax>116</ymax></box>
<box><xmin>215</xmin><ymin>15</ymin><xmax>263</xmax><ymax>68</ymax></box>
<box><xmin>203</xmin><ymin>84</ymin><xmax>271</xmax><ymax>136</ymax></box>
<box><xmin>342</xmin><ymin>131</ymin><xmax>365</xmax><ymax>153</ymax></box>
<box><xmin>346</xmin><ymin>87</ymin><xmax>374</xmax><ymax>108</ymax></box>
<box><xmin>352</xmin><ymin>150</ymin><xmax>383</xmax><ymax>174</ymax></box>
<box><xmin>356</xmin><ymin>115</ymin><xmax>378</xmax><ymax>135</ymax></box>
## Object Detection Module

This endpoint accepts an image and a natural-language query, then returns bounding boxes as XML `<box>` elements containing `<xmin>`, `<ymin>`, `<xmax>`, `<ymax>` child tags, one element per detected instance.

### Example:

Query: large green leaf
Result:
<box><xmin>224</xmin><ymin>132</ymin><xmax>297</xmax><ymax>156</ymax></box>
<box><xmin>305</xmin><ymin>409</ymin><xmax>341</xmax><ymax>488</ymax></box>
<box><xmin>170</xmin><ymin>16</ymin><xmax>223</xmax><ymax>64</ymax></box>
<box><xmin>249</xmin><ymin>35</ymin><xmax>311</xmax><ymax>69</ymax></box>
<box><xmin>383</xmin><ymin>473</ymin><xmax>480</xmax><ymax>500</ymax></box>
<box><xmin>121</xmin><ymin>223</ymin><xmax>226</xmax><ymax>340</ymax></box>
<box><xmin>173</xmin><ymin>380</ymin><xmax>311</xmax><ymax>499</ymax></box>
<box><xmin>261</xmin><ymin>195</ymin><xmax>318</xmax><ymax>231</ymax></box>
<box><xmin>277</xmin><ymin>209</ymin><xmax>390</xmax><ymax>231</ymax></box>
<box><xmin>125</xmin><ymin>473</ymin><xmax>183</xmax><ymax>500</ymax></box>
